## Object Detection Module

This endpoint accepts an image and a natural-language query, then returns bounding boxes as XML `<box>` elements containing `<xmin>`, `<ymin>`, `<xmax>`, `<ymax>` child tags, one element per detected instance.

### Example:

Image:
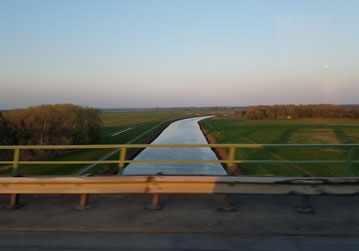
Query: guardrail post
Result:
<box><xmin>118</xmin><ymin>147</ymin><xmax>127</xmax><ymax>175</ymax></box>
<box><xmin>344</xmin><ymin>147</ymin><xmax>355</xmax><ymax>176</ymax></box>
<box><xmin>295</xmin><ymin>195</ymin><xmax>314</xmax><ymax>213</ymax></box>
<box><xmin>218</xmin><ymin>194</ymin><xmax>237</xmax><ymax>212</ymax></box>
<box><xmin>145</xmin><ymin>193</ymin><xmax>162</xmax><ymax>210</ymax></box>
<box><xmin>227</xmin><ymin>146</ymin><xmax>236</xmax><ymax>174</ymax></box>
<box><xmin>80</xmin><ymin>194</ymin><xmax>88</xmax><ymax>208</ymax></box>
<box><xmin>9</xmin><ymin>194</ymin><xmax>20</xmax><ymax>209</ymax></box>
<box><xmin>76</xmin><ymin>194</ymin><xmax>93</xmax><ymax>210</ymax></box>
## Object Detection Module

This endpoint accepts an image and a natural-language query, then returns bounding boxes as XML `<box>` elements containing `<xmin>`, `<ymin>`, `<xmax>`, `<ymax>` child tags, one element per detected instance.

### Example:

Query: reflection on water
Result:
<box><xmin>123</xmin><ymin>116</ymin><xmax>227</xmax><ymax>175</ymax></box>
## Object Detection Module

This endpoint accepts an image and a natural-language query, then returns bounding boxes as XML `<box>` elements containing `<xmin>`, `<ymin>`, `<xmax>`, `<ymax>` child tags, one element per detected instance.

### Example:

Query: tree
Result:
<box><xmin>2</xmin><ymin>104</ymin><xmax>102</xmax><ymax>160</ymax></box>
<box><xmin>0</xmin><ymin>113</ymin><xmax>9</xmax><ymax>145</ymax></box>
<box><xmin>235</xmin><ymin>109</ymin><xmax>246</xmax><ymax>117</ymax></box>
<box><xmin>244</xmin><ymin>104</ymin><xmax>354</xmax><ymax>120</ymax></box>
<box><xmin>349</xmin><ymin>108</ymin><xmax>359</xmax><ymax>119</ymax></box>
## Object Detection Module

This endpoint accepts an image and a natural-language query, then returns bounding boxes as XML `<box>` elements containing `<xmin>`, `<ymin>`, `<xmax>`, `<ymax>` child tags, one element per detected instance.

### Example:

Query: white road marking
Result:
<box><xmin>111</xmin><ymin>128</ymin><xmax>132</xmax><ymax>137</ymax></box>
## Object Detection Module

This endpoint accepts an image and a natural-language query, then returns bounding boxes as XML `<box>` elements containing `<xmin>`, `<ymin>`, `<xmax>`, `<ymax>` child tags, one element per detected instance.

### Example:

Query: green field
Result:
<box><xmin>200</xmin><ymin>117</ymin><xmax>359</xmax><ymax>176</ymax></box>
<box><xmin>3</xmin><ymin>109</ymin><xmax>357</xmax><ymax>177</ymax></box>
<box><xmin>0</xmin><ymin>109</ymin><xmax>233</xmax><ymax>176</ymax></box>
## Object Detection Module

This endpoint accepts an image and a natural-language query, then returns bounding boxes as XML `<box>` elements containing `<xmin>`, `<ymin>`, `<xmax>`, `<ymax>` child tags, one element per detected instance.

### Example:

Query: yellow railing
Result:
<box><xmin>1</xmin><ymin>144</ymin><xmax>359</xmax><ymax>209</ymax></box>
<box><xmin>0</xmin><ymin>144</ymin><xmax>359</xmax><ymax>176</ymax></box>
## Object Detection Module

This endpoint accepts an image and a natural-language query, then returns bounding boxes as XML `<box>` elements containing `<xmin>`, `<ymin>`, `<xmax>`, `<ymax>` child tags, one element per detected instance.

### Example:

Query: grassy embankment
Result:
<box><xmin>200</xmin><ymin>117</ymin><xmax>359</xmax><ymax>176</ymax></box>
<box><xmin>0</xmin><ymin>109</ymin><xmax>233</xmax><ymax>176</ymax></box>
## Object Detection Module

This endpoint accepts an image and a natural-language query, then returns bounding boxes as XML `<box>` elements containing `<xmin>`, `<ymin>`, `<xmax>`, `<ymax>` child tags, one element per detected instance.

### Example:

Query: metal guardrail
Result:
<box><xmin>0</xmin><ymin>144</ymin><xmax>358</xmax><ymax>176</ymax></box>
<box><xmin>0</xmin><ymin>144</ymin><xmax>358</xmax><ymax>209</ymax></box>
<box><xmin>2</xmin><ymin>176</ymin><xmax>359</xmax><ymax>194</ymax></box>
<box><xmin>1</xmin><ymin>175</ymin><xmax>359</xmax><ymax>209</ymax></box>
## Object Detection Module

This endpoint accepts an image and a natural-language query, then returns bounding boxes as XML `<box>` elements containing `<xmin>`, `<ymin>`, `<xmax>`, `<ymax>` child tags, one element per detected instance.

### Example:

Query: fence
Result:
<box><xmin>0</xmin><ymin>144</ymin><xmax>358</xmax><ymax>176</ymax></box>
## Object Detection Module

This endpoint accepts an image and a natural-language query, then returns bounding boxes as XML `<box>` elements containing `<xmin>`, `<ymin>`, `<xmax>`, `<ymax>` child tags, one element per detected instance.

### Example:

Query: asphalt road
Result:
<box><xmin>1</xmin><ymin>193</ymin><xmax>359</xmax><ymax>250</ymax></box>
<box><xmin>1</xmin><ymin>231</ymin><xmax>359</xmax><ymax>251</ymax></box>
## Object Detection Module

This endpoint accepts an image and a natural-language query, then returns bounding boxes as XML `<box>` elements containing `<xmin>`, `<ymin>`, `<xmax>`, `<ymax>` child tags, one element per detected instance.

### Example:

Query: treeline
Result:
<box><xmin>243</xmin><ymin>104</ymin><xmax>359</xmax><ymax>120</ymax></box>
<box><xmin>0</xmin><ymin>104</ymin><xmax>102</xmax><ymax>160</ymax></box>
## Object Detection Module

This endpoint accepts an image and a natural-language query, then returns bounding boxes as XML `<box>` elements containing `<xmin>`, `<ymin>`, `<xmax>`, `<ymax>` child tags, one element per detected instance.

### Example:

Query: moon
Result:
<box><xmin>324</xmin><ymin>64</ymin><xmax>329</xmax><ymax>69</ymax></box>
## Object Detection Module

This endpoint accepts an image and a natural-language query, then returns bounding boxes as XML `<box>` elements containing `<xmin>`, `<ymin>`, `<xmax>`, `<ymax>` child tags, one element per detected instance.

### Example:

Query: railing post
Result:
<box><xmin>344</xmin><ymin>147</ymin><xmax>355</xmax><ymax>176</ymax></box>
<box><xmin>12</xmin><ymin>148</ymin><xmax>20</xmax><ymax>177</ymax></box>
<box><xmin>222</xmin><ymin>146</ymin><xmax>237</xmax><ymax>210</ymax></box>
<box><xmin>118</xmin><ymin>147</ymin><xmax>127</xmax><ymax>175</ymax></box>
<box><xmin>10</xmin><ymin>148</ymin><xmax>20</xmax><ymax>209</ymax></box>
<box><xmin>227</xmin><ymin>146</ymin><xmax>236</xmax><ymax>174</ymax></box>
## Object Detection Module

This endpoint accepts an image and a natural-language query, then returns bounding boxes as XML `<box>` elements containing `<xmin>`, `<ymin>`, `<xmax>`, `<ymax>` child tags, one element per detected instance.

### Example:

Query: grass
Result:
<box><xmin>2</xmin><ymin>110</ymin><xmax>358</xmax><ymax>177</ymax></box>
<box><xmin>200</xmin><ymin>117</ymin><xmax>359</xmax><ymax>176</ymax></box>
<box><xmin>0</xmin><ymin>109</ymin><xmax>233</xmax><ymax>176</ymax></box>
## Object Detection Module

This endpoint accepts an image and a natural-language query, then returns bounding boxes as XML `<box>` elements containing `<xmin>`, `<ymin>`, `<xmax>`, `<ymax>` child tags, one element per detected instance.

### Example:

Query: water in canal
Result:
<box><xmin>123</xmin><ymin>116</ymin><xmax>227</xmax><ymax>175</ymax></box>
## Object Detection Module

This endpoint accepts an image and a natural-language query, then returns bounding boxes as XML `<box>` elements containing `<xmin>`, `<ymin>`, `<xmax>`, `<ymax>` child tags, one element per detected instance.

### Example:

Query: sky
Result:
<box><xmin>0</xmin><ymin>0</ymin><xmax>358</xmax><ymax>109</ymax></box>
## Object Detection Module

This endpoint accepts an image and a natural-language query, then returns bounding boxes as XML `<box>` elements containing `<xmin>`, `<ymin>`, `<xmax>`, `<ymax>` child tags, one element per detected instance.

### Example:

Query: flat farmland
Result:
<box><xmin>0</xmin><ymin>109</ymin><xmax>233</xmax><ymax>176</ymax></box>
<box><xmin>200</xmin><ymin>117</ymin><xmax>359</xmax><ymax>176</ymax></box>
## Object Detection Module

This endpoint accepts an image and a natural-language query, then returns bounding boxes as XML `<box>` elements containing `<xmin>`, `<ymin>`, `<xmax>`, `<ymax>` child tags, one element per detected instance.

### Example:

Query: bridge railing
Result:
<box><xmin>0</xmin><ymin>144</ymin><xmax>358</xmax><ymax>176</ymax></box>
<box><xmin>0</xmin><ymin>144</ymin><xmax>359</xmax><ymax>209</ymax></box>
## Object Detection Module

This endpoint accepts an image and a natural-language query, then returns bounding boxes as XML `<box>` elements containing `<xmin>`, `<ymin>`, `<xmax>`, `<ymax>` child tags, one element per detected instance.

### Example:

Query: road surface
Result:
<box><xmin>1</xmin><ymin>231</ymin><xmax>358</xmax><ymax>251</ymax></box>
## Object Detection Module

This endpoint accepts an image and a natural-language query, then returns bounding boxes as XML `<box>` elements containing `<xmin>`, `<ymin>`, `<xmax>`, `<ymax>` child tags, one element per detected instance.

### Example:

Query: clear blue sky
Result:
<box><xmin>1</xmin><ymin>0</ymin><xmax>358</xmax><ymax>109</ymax></box>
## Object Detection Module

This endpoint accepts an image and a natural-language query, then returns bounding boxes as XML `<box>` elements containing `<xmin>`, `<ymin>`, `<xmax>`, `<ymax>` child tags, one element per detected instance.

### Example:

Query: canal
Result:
<box><xmin>123</xmin><ymin>116</ymin><xmax>227</xmax><ymax>175</ymax></box>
